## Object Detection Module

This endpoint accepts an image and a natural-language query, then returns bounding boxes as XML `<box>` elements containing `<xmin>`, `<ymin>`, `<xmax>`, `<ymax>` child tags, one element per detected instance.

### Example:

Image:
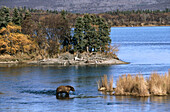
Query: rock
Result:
<box><xmin>85</xmin><ymin>60</ymin><xmax>96</xmax><ymax>64</ymax></box>
<box><xmin>25</xmin><ymin>52</ymin><xmax>129</xmax><ymax>65</ymax></box>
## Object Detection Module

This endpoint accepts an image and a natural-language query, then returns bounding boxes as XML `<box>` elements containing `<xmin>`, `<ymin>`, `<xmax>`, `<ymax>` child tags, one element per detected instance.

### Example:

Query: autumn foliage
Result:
<box><xmin>0</xmin><ymin>23</ymin><xmax>38</xmax><ymax>55</ymax></box>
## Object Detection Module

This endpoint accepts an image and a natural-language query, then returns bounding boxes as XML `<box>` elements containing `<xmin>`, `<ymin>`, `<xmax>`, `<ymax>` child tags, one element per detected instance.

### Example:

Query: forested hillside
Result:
<box><xmin>0</xmin><ymin>0</ymin><xmax>170</xmax><ymax>13</ymax></box>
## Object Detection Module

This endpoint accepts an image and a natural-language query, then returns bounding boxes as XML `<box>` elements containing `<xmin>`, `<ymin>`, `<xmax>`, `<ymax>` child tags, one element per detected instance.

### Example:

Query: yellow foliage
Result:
<box><xmin>7</xmin><ymin>22</ymin><xmax>22</xmax><ymax>33</ymax></box>
<box><xmin>0</xmin><ymin>27</ymin><xmax>6</xmax><ymax>34</ymax></box>
<box><xmin>0</xmin><ymin>23</ymin><xmax>38</xmax><ymax>55</ymax></box>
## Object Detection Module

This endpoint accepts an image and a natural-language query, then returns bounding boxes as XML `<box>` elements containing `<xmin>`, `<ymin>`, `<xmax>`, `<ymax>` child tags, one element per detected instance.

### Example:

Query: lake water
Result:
<box><xmin>0</xmin><ymin>26</ymin><xmax>170</xmax><ymax>112</ymax></box>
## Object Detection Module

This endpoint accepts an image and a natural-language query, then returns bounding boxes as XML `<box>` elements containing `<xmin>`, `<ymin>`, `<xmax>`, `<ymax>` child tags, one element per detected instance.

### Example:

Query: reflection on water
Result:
<box><xmin>150</xmin><ymin>96</ymin><xmax>170</xmax><ymax>103</ymax></box>
<box><xmin>56</xmin><ymin>95</ymin><xmax>74</xmax><ymax>100</ymax></box>
<box><xmin>114</xmin><ymin>95</ymin><xmax>170</xmax><ymax>103</ymax></box>
<box><xmin>115</xmin><ymin>96</ymin><xmax>149</xmax><ymax>103</ymax></box>
<box><xmin>0</xmin><ymin>26</ymin><xmax>170</xmax><ymax>112</ymax></box>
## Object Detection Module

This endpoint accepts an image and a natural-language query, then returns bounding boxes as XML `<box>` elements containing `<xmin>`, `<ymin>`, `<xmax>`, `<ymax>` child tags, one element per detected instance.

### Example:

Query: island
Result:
<box><xmin>0</xmin><ymin>7</ymin><xmax>130</xmax><ymax>65</ymax></box>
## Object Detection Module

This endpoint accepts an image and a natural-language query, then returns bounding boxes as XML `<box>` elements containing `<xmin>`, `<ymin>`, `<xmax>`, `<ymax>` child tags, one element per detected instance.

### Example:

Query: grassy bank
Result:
<box><xmin>98</xmin><ymin>70</ymin><xmax>170</xmax><ymax>96</ymax></box>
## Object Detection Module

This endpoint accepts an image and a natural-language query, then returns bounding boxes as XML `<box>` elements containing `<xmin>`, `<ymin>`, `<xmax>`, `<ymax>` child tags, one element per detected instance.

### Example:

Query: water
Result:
<box><xmin>0</xmin><ymin>26</ymin><xmax>170</xmax><ymax>112</ymax></box>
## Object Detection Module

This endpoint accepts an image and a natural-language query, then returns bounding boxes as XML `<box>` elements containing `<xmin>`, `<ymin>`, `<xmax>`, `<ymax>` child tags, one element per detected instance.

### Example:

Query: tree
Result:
<box><xmin>0</xmin><ymin>6</ymin><xmax>12</xmax><ymax>28</ymax></box>
<box><xmin>97</xmin><ymin>17</ymin><xmax>111</xmax><ymax>52</ymax></box>
<box><xmin>21</xmin><ymin>10</ymin><xmax>35</xmax><ymax>35</ymax></box>
<box><xmin>41</xmin><ymin>14</ymin><xmax>71</xmax><ymax>57</ymax></box>
<box><xmin>73</xmin><ymin>17</ymin><xmax>85</xmax><ymax>52</ymax></box>
<box><xmin>0</xmin><ymin>23</ymin><xmax>38</xmax><ymax>55</ymax></box>
<box><xmin>12</xmin><ymin>7</ymin><xmax>22</xmax><ymax>25</ymax></box>
<box><xmin>73</xmin><ymin>14</ymin><xmax>111</xmax><ymax>53</ymax></box>
<box><xmin>0</xmin><ymin>7</ymin><xmax>6</xmax><ymax>28</ymax></box>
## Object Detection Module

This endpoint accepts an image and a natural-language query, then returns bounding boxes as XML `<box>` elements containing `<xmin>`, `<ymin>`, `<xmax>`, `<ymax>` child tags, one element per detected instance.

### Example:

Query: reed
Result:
<box><xmin>108</xmin><ymin>76</ymin><xmax>113</xmax><ymax>92</ymax></box>
<box><xmin>98</xmin><ymin>70</ymin><xmax>170</xmax><ymax>96</ymax></box>
<box><xmin>97</xmin><ymin>75</ymin><xmax>114</xmax><ymax>92</ymax></box>
<box><xmin>102</xmin><ymin>75</ymin><xmax>108</xmax><ymax>90</ymax></box>
<box><xmin>148</xmin><ymin>72</ymin><xmax>167</xmax><ymax>95</ymax></box>
<box><xmin>167</xmin><ymin>70</ymin><xmax>170</xmax><ymax>94</ymax></box>
<box><xmin>115</xmin><ymin>74</ymin><xmax>149</xmax><ymax>96</ymax></box>
<box><xmin>115</xmin><ymin>70</ymin><xmax>170</xmax><ymax>96</ymax></box>
<box><xmin>135</xmin><ymin>75</ymin><xmax>149</xmax><ymax>96</ymax></box>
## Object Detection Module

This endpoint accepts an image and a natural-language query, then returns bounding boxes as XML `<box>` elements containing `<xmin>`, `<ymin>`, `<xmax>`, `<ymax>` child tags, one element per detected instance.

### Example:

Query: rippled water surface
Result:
<box><xmin>0</xmin><ymin>26</ymin><xmax>170</xmax><ymax>112</ymax></box>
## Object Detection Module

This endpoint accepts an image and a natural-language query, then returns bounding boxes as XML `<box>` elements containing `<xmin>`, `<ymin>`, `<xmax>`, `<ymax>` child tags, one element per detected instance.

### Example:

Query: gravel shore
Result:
<box><xmin>0</xmin><ymin>53</ymin><xmax>129</xmax><ymax>65</ymax></box>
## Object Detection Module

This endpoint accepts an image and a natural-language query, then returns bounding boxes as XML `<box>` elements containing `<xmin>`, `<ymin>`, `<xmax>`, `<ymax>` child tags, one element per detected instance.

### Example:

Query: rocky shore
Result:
<box><xmin>0</xmin><ymin>52</ymin><xmax>129</xmax><ymax>65</ymax></box>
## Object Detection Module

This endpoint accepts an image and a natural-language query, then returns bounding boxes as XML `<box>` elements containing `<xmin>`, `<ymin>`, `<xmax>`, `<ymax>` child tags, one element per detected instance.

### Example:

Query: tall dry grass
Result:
<box><xmin>97</xmin><ymin>75</ymin><xmax>114</xmax><ymax>92</ymax></box>
<box><xmin>115</xmin><ymin>74</ymin><xmax>149</xmax><ymax>96</ymax></box>
<box><xmin>98</xmin><ymin>70</ymin><xmax>170</xmax><ymax>96</ymax></box>
<box><xmin>167</xmin><ymin>70</ymin><xmax>170</xmax><ymax>94</ymax></box>
<box><xmin>114</xmin><ymin>70</ymin><xmax>170</xmax><ymax>96</ymax></box>
<box><xmin>148</xmin><ymin>72</ymin><xmax>167</xmax><ymax>95</ymax></box>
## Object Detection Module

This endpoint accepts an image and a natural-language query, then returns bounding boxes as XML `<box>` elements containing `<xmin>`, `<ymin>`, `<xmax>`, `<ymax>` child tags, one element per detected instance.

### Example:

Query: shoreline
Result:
<box><xmin>0</xmin><ymin>53</ymin><xmax>129</xmax><ymax>66</ymax></box>
<box><xmin>29</xmin><ymin>58</ymin><xmax>129</xmax><ymax>65</ymax></box>
<box><xmin>0</xmin><ymin>58</ymin><xmax>129</xmax><ymax>66</ymax></box>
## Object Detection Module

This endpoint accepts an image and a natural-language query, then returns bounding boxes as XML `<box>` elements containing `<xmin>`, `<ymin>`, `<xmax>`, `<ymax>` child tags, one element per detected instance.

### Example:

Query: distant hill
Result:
<box><xmin>0</xmin><ymin>0</ymin><xmax>170</xmax><ymax>13</ymax></box>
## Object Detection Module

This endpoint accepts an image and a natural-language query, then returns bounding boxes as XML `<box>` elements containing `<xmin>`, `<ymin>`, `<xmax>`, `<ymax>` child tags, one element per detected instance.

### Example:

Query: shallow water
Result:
<box><xmin>0</xmin><ymin>26</ymin><xmax>170</xmax><ymax>112</ymax></box>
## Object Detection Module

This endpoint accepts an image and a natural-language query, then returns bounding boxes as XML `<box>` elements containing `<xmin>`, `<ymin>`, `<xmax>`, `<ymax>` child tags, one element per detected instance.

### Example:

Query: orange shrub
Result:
<box><xmin>0</xmin><ymin>23</ymin><xmax>38</xmax><ymax>55</ymax></box>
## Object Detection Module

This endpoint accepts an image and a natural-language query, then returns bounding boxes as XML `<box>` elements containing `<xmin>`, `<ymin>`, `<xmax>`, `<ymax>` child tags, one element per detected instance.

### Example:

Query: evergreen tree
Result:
<box><xmin>5</xmin><ymin>7</ymin><xmax>12</xmax><ymax>23</ymax></box>
<box><xmin>24</xmin><ymin>10</ymin><xmax>31</xmax><ymax>20</ymax></box>
<box><xmin>73</xmin><ymin>14</ymin><xmax>111</xmax><ymax>53</ymax></box>
<box><xmin>12</xmin><ymin>8</ymin><xmax>21</xmax><ymax>25</ymax></box>
<box><xmin>73</xmin><ymin>17</ymin><xmax>85</xmax><ymax>52</ymax></box>
<box><xmin>97</xmin><ymin>17</ymin><xmax>111</xmax><ymax>52</ymax></box>
<box><xmin>0</xmin><ymin>6</ymin><xmax>11</xmax><ymax>28</ymax></box>
<box><xmin>83</xmin><ymin>14</ymin><xmax>93</xmax><ymax>52</ymax></box>
<box><xmin>0</xmin><ymin>8</ymin><xmax>6</xmax><ymax>28</ymax></box>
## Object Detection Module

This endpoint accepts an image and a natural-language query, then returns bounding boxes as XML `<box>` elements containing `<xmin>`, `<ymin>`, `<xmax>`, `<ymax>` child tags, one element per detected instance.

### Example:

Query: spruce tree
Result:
<box><xmin>97</xmin><ymin>17</ymin><xmax>111</xmax><ymax>52</ymax></box>
<box><xmin>5</xmin><ymin>7</ymin><xmax>12</xmax><ymax>23</ymax></box>
<box><xmin>12</xmin><ymin>8</ymin><xmax>21</xmax><ymax>25</ymax></box>
<box><xmin>0</xmin><ymin>8</ymin><xmax>6</xmax><ymax>28</ymax></box>
<box><xmin>24</xmin><ymin>10</ymin><xmax>31</xmax><ymax>20</ymax></box>
<box><xmin>73</xmin><ymin>14</ymin><xmax>111</xmax><ymax>53</ymax></box>
<box><xmin>0</xmin><ymin>6</ymin><xmax>11</xmax><ymax>28</ymax></box>
<box><xmin>73</xmin><ymin>17</ymin><xmax>85</xmax><ymax>52</ymax></box>
<box><xmin>83</xmin><ymin>14</ymin><xmax>93</xmax><ymax>52</ymax></box>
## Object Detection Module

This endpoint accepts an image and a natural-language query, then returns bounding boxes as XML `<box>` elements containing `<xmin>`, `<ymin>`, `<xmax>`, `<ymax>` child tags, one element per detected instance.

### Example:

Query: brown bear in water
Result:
<box><xmin>56</xmin><ymin>85</ymin><xmax>75</xmax><ymax>98</ymax></box>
